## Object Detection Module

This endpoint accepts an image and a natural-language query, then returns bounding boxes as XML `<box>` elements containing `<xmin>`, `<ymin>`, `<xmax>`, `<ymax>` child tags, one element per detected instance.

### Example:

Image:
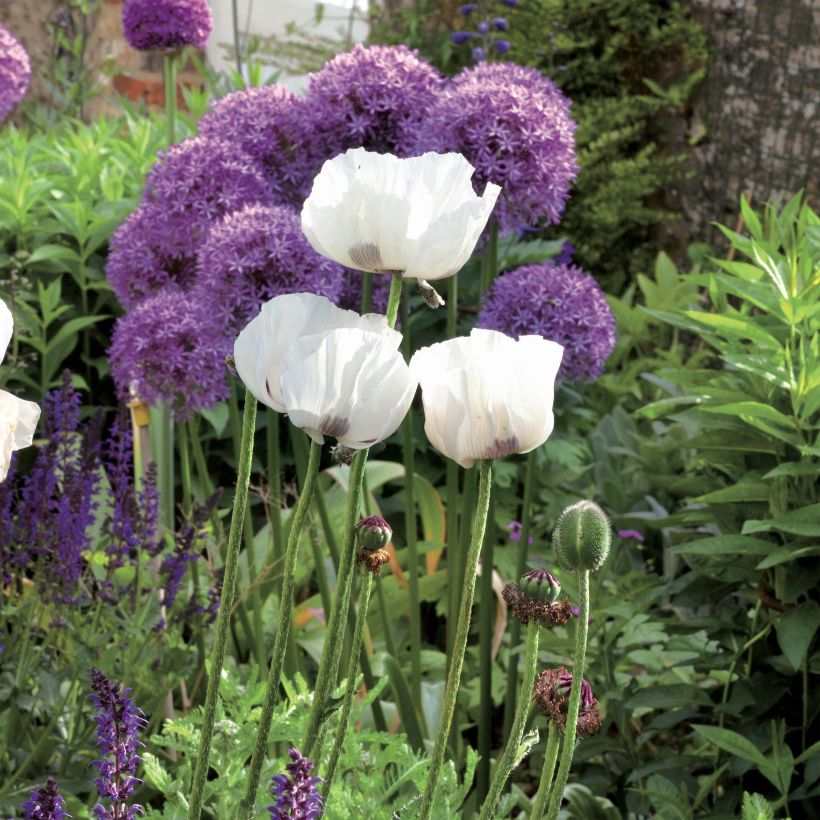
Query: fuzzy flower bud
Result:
<box><xmin>356</xmin><ymin>515</ymin><xmax>392</xmax><ymax>552</ymax></box>
<box><xmin>533</xmin><ymin>667</ymin><xmax>601</xmax><ymax>736</ymax></box>
<box><xmin>552</xmin><ymin>500</ymin><xmax>611</xmax><ymax>572</ymax></box>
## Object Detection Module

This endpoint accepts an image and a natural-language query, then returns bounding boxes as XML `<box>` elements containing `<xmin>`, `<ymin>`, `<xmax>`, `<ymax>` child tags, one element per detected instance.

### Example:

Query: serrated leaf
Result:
<box><xmin>741</xmin><ymin>792</ymin><xmax>775</xmax><ymax>820</ymax></box>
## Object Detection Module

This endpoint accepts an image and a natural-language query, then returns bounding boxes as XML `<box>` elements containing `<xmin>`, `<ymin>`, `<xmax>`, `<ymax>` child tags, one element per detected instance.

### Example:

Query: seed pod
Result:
<box><xmin>552</xmin><ymin>500</ymin><xmax>611</xmax><ymax>572</ymax></box>
<box><xmin>356</xmin><ymin>515</ymin><xmax>392</xmax><ymax>552</ymax></box>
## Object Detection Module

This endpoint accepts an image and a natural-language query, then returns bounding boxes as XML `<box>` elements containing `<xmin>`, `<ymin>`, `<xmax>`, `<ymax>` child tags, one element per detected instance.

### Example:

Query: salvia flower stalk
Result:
<box><xmin>22</xmin><ymin>776</ymin><xmax>68</xmax><ymax>820</ymax></box>
<box><xmin>268</xmin><ymin>748</ymin><xmax>325</xmax><ymax>819</ymax></box>
<box><xmin>89</xmin><ymin>668</ymin><xmax>147</xmax><ymax>819</ymax></box>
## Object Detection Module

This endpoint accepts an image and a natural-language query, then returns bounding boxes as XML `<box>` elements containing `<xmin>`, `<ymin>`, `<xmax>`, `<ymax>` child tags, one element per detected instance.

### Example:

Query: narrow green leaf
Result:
<box><xmin>692</xmin><ymin>724</ymin><xmax>768</xmax><ymax>768</ymax></box>
<box><xmin>670</xmin><ymin>535</ymin><xmax>774</xmax><ymax>556</ymax></box>
<box><xmin>776</xmin><ymin>601</ymin><xmax>820</xmax><ymax>670</ymax></box>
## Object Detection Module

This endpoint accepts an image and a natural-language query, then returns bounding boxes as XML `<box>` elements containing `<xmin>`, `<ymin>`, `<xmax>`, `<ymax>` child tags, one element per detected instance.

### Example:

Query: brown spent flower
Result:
<box><xmin>357</xmin><ymin>547</ymin><xmax>390</xmax><ymax>575</ymax></box>
<box><xmin>502</xmin><ymin>582</ymin><xmax>573</xmax><ymax>626</ymax></box>
<box><xmin>532</xmin><ymin>667</ymin><xmax>601</xmax><ymax>736</ymax></box>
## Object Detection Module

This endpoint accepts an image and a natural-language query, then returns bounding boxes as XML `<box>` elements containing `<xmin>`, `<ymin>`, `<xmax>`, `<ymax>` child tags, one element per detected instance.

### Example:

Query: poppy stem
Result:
<box><xmin>419</xmin><ymin>459</ymin><xmax>493</xmax><ymax>819</ymax></box>
<box><xmin>529</xmin><ymin>722</ymin><xmax>561</xmax><ymax>819</ymax></box>
<box><xmin>188</xmin><ymin>390</ymin><xmax>256</xmax><ymax>820</ymax></box>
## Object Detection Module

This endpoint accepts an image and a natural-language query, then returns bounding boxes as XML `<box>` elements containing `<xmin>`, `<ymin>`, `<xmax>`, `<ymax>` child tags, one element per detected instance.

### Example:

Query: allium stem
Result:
<box><xmin>502</xmin><ymin>449</ymin><xmax>536</xmax><ymax>738</ymax></box>
<box><xmin>187</xmin><ymin>390</ymin><xmax>257</xmax><ymax>820</ymax></box>
<box><xmin>544</xmin><ymin>570</ymin><xmax>590</xmax><ymax>820</ymax></box>
<box><xmin>420</xmin><ymin>459</ymin><xmax>492</xmax><ymax>819</ymax></box>
<box><xmin>164</xmin><ymin>52</ymin><xmax>177</xmax><ymax>145</ymax></box>
<box><xmin>480</xmin><ymin>622</ymin><xmax>540</xmax><ymax>819</ymax></box>
<box><xmin>529</xmin><ymin>722</ymin><xmax>560</xmax><ymax>819</ymax></box>
<box><xmin>323</xmin><ymin>571</ymin><xmax>374</xmax><ymax>795</ymax></box>
<box><xmin>240</xmin><ymin>436</ymin><xmax>322</xmax><ymax>818</ymax></box>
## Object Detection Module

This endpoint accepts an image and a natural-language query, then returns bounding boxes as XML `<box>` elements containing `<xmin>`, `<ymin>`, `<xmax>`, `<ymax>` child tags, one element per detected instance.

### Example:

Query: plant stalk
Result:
<box><xmin>529</xmin><ymin>722</ymin><xmax>561</xmax><ymax>819</ymax></box>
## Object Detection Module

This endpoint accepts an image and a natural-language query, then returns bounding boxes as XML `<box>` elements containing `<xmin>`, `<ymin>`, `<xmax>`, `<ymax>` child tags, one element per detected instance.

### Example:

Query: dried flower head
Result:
<box><xmin>533</xmin><ymin>667</ymin><xmax>601</xmax><ymax>736</ymax></box>
<box><xmin>268</xmin><ymin>747</ymin><xmax>325</xmax><ymax>819</ymax></box>
<box><xmin>477</xmin><ymin>261</ymin><xmax>616</xmax><ymax>383</ymax></box>
<box><xmin>357</xmin><ymin>547</ymin><xmax>390</xmax><ymax>576</ymax></box>
<box><xmin>502</xmin><ymin>568</ymin><xmax>573</xmax><ymax>627</ymax></box>
<box><xmin>306</xmin><ymin>44</ymin><xmax>443</xmax><ymax>157</ymax></box>
<box><xmin>122</xmin><ymin>0</ymin><xmax>213</xmax><ymax>51</ymax></box>
<box><xmin>0</xmin><ymin>24</ymin><xmax>30</xmax><ymax>122</ymax></box>
<box><xmin>194</xmin><ymin>204</ymin><xmax>346</xmax><ymax>335</ymax></box>
<box><xmin>22</xmin><ymin>776</ymin><xmax>68</xmax><ymax>820</ymax></box>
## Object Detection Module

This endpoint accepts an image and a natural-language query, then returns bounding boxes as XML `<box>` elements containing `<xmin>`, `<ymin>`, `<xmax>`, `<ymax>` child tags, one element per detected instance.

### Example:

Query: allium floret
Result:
<box><xmin>122</xmin><ymin>0</ymin><xmax>213</xmax><ymax>52</ymax></box>
<box><xmin>198</xmin><ymin>85</ymin><xmax>319</xmax><ymax>207</ymax></box>
<box><xmin>306</xmin><ymin>44</ymin><xmax>443</xmax><ymax>157</ymax></box>
<box><xmin>477</xmin><ymin>262</ymin><xmax>616</xmax><ymax>382</ymax></box>
<box><xmin>194</xmin><ymin>204</ymin><xmax>346</xmax><ymax>335</ymax></box>
<box><xmin>22</xmin><ymin>776</ymin><xmax>68</xmax><ymax>820</ymax></box>
<box><xmin>108</xmin><ymin>287</ymin><xmax>230</xmax><ymax>420</ymax></box>
<box><xmin>412</xmin><ymin>62</ymin><xmax>577</xmax><ymax>229</ymax></box>
<box><xmin>0</xmin><ymin>24</ymin><xmax>30</xmax><ymax>122</ymax></box>
<box><xmin>268</xmin><ymin>748</ymin><xmax>325</xmax><ymax>819</ymax></box>
<box><xmin>89</xmin><ymin>668</ymin><xmax>147</xmax><ymax>819</ymax></box>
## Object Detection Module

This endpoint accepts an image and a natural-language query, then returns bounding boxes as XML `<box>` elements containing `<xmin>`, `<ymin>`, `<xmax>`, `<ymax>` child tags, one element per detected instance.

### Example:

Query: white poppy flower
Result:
<box><xmin>301</xmin><ymin>149</ymin><xmax>501</xmax><ymax>282</ymax></box>
<box><xmin>280</xmin><ymin>327</ymin><xmax>417</xmax><ymax>449</ymax></box>
<box><xmin>1</xmin><ymin>299</ymin><xmax>40</xmax><ymax>482</ymax></box>
<box><xmin>234</xmin><ymin>292</ymin><xmax>400</xmax><ymax>413</ymax></box>
<box><xmin>410</xmin><ymin>329</ymin><xmax>564</xmax><ymax>469</ymax></box>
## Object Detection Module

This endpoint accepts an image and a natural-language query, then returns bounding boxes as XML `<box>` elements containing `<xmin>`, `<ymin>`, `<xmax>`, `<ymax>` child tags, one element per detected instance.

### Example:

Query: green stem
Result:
<box><xmin>444</xmin><ymin>274</ymin><xmax>460</xmax><ymax>657</ymax></box>
<box><xmin>188</xmin><ymin>391</ymin><xmax>256</xmax><ymax>820</ymax></box>
<box><xmin>544</xmin><ymin>570</ymin><xmax>590</xmax><ymax>820</ymax></box>
<box><xmin>477</xmin><ymin>495</ymin><xmax>495</xmax><ymax>801</ymax></box>
<box><xmin>502</xmin><ymin>450</ymin><xmax>537</xmax><ymax>739</ymax></box>
<box><xmin>266</xmin><ymin>409</ymin><xmax>284</xmax><ymax>584</ymax></box>
<box><xmin>151</xmin><ymin>403</ymin><xmax>175</xmax><ymax>535</ymax></box>
<box><xmin>323</xmin><ymin>572</ymin><xmax>374</xmax><ymax>795</ymax></box>
<box><xmin>529</xmin><ymin>722</ymin><xmax>561</xmax><ymax>819</ymax></box>
<box><xmin>481</xmin><ymin>623</ymin><xmax>540</xmax><ymax>819</ymax></box>
<box><xmin>479</xmin><ymin>220</ymin><xmax>499</xmax><ymax>296</ymax></box>
<box><xmin>164</xmin><ymin>52</ymin><xmax>177</xmax><ymax>145</ymax></box>
<box><xmin>419</xmin><ymin>460</ymin><xmax>493</xmax><ymax>819</ymax></box>
<box><xmin>239</xmin><ymin>437</ymin><xmax>322</xmax><ymax>818</ymax></box>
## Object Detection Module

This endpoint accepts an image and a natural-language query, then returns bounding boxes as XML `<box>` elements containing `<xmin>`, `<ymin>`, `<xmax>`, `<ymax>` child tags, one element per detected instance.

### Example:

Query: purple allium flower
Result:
<box><xmin>122</xmin><ymin>0</ymin><xmax>213</xmax><ymax>52</ymax></box>
<box><xmin>89</xmin><ymin>668</ymin><xmax>146</xmax><ymax>820</ymax></box>
<box><xmin>412</xmin><ymin>62</ymin><xmax>577</xmax><ymax>230</ymax></box>
<box><xmin>305</xmin><ymin>44</ymin><xmax>443</xmax><ymax>157</ymax></box>
<box><xmin>477</xmin><ymin>262</ymin><xmax>616</xmax><ymax>382</ymax></box>
<box><xmin>194</xmin><ymin>204</ymin><xmax>346</xmax><ymax>335</ymax></box>
<box><xmin>22</xmin><ymin>776</ymin><xmax>68</xmax><ymax>820</ymax></box>
<box><xmin>105</xmin><ymin>205</ymin><xmax>198</xmax><ymax>310</ymax></box>
<box><xmin>108</xmin><ymin>287</ymin><xmax>230</xmax><ymax>420</ymax></box>
<box><xmin>140</xmin><ymin>137</ymin><xmax>274</xmax><ymax>260</ymax></box>
<box><xmin>617</xmin><ymin>529</ymin><xmax>645</xmax><ymax>542</ymax></box>
<box><xmin>268</xmin><ymin>748</ymin><xmax>325</xmax><ymax>819</ymax></box>
<box><xmin>506</xmin><ymin>521</ymin><xmax>534</xmax><ymax>545</ymax></box>
<box><xmin>0</xmin><ymin>24</ymin><xmax>30</xmax><ymax>122</ymax></box>
<box><xmin>198</xmin><ymin>85</ymin><xmax>320</xmax><ymax>208</ymax></box>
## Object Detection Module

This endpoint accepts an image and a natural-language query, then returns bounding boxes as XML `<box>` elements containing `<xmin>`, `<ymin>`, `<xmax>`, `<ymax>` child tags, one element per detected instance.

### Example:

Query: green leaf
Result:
<box><xmin>682</xmin><ymin>310</ymin><xmax>783</xmax><ymax>349</ymax></box>
<box><xmin>701</xmin><ymin>401</ymin><xmax>795</xmax><ymax>429</ymax></box>
<box><xmin>670</xmin><ymin>535</ymin><xmax>774</xmax><ymax>556</ymax></box>
<box><xmin>741</xmin><ymin>792</ymin><xmax>775</xmax><ymax>820</ymax></box>
<box><xmin>692</xmin><ymin>724</ymin><xmax>768</xmax><ymax>768</ymax></box>
<box><xmin>767</xmin><ymin>504</ymin><xmax>820</xmax><ymax>536</ymax></box>
<box><xmin>625</xmin><ymin>684</ymin><xmax>712</xmax><ymax>710</ymax></box>
<box><xmin>776</xmin><ymin>601</ymin><xmax>820</xmax><ymax>670</ymax></box>
<box><xmin>756</xmin><ymin>544</ymin><xmax>820</xmax><ymax>569</ymax></box>
<box><xmin>763</xmin><ymin>461</ymin><xmax>819</xmax><ymax>479</ymax></box>
<box><xmin>694</xmin><ymin>483</ymin><xmax>769</xmax><ymax>504</ymax></box>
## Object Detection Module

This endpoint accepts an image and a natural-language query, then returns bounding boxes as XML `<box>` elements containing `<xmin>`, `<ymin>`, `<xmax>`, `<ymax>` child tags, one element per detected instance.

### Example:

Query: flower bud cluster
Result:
<box><xmin>502</xmin><ymin>568</ymin><xmax>573</xmax><ymax>626</ymax></box>
<box><xmin>532</xmin><ymin>667</ymin><xmax>601</xmax><ymax>736</ymax></box>
<box><xmin>452</xmin><ymin>0</ymin><xmax>516</xmax><ymax>61</ymax></box>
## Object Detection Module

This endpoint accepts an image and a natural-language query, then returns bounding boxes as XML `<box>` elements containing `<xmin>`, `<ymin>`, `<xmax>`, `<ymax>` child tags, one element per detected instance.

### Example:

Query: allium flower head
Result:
<box><xmin>22</xmin><ymin>776</ymin><xmax>68</xmax><ymax>820</ymax></box>
<box><xmin>195</xmin><ymin>204</ymin><xmax>346</xmax><ymax>335</ymax></box>
<box><xmin>108</xmin><ymin>287</ymin><xmax>230</xmax><ymax>420</ymax></box>
<box><xmin>89</xmin><ymin>668</ymin><xmax>146</xmax><ymax>819</ymax></box>
<box><xmin>198</xmin><ymin>85</ymin><xmax>319</xmax><ymax>207</ymax></box>
<box><xmin>105</xmin><ymin>205</ymin><xmax>198</xmax><ymax>309</ymax></box>
<box><xmin>141</xmin><ymin>137</ymin><xmax>273</xmax><ymax>259</ymax></box>
<box><xmin>268</xmin><ymin>748</ymin><xmax>325</xmax><ymax>819</ymax></box>
<box><xmin>306</xmin><ymin>44</ymin><xmax>443</xmax><ymax>157</ymax></box>
<box><xmin>412</xmin><ymin>62</ymin><xmax>577</xmax><ymax>230</ymax></box>
<box><xmin>477</xmin><ymin>262</ymin><xmax>616</xmax><ymax>382</ymax></box>
<box><xmin>122</xmin><ymin>0</ymin><xmax>213</xmax><ymax>52</ymax></box>
<box><xmin>0</xmin><ymin>24</ymin><xmax>30</xmax><ymax>122</ymax></box>
<box><xmin>533</xmin><ymin>667</ymin><xmax>601</xmax><ymax>736</ymax></box>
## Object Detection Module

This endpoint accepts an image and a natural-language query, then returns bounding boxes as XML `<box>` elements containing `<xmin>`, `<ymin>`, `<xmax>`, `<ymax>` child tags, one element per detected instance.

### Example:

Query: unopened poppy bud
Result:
<box><xmin>552</xmin><ymin>500</ymin><xmax>611</xmax><ymax>572</ymax></box>
<box><xmin>356</xmin><ymin>515</ymin><xmax>392</xmax><ymax>552</ymax></box>
<box><xmin>521</xmin><ymin>568</ymin><xmax>561</xmax><ymax>602</ymax></box>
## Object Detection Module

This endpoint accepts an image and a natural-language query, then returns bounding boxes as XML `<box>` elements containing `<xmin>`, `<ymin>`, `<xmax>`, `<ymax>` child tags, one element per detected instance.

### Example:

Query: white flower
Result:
<box><xmin>1</xmin><ymin>299</ymin><xmax>40</xmax><ymax>482</ymax></box>
<box><xmin>301</xmin><ymin>149</ymin><xmax>501</xmax><ymax>282</ymax></box>
<box><xmin>234</xmin><ymin>293</ymin><xmax>416</xmax><ymax>448</ymax></box>
<box><xmin>280</xmin><ymin>327</ymin><xmax>417</xmax><ymax>449</ymax></box>
<box><xmin>234</xmin><ymin>292</ymin><xmax>398</xmax><ymax>413</ymax></box>
<box><xmin>410</xmin><ymin>329</ymin><xmax>563</xmax><ymax>469</ymax></box>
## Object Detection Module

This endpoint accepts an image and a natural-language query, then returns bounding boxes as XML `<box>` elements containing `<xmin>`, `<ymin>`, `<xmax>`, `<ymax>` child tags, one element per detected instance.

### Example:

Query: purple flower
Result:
<box><xmin>108</xmin><ymin>287</ymin><xmax>230</xmax><ymax>419</ymax></box>
<box><xmin>471</xmin><ymin>46</ymin><xmax>486</xmax><ymax>62</ymax></box>
<box><xmin>305</xmin><ymin>44</ymin><xmax>443</xmax><ymax>157</ymax></box>
<box><xmin>198</xmin><ymin>85</ymin><xmax>320</xmax><ymax>207</ymax></box>
<box><xmin>492</xmin><ymin>17</ymin><xmax>509</xmax><ymax>30</ymax></box>
<box><xmin>194</xmin><ymin>204</ymin><xmax>346</xmax><ymax>335</ymax></box>
<box><xmin>22</xmin><ymin>776</ymin><xmax>68</xmax><ymax>820</ymax></box>
<box><xmin>500</xmin><ymin>0</ymin><xmax>518</xmax><ymax>6</ymax></box>
<box><xmin>555</xmin><ymin>241</ymin><xmax>575</xmax><ymax>265</ymax></box>
<box><xmin>506</xmin><ymin>521</ymin><xmax>534</xmax><ymax>545</ymax></box>
<box><xmin>412</xmin><ymin>62</ymin><xmax>578</xmax><ymax>230</ymax></box>
<box><xmin>268</xmin><ymin>748</ymin><xmax>325</xmax><ymax>819</ymax></box>
<box><xmin>105</xmin><ymin>205</ymin><xmax>198</xmax><ymax>310</ymax></box>
<box><xmin>477</xmin><ymin>262</ymin><xmax>616</xmax><ymax>382</ymax></box>
<box><xmin>0</xmin><ymin>24</ymin><xmax>30</xmax><ymax>122</ymax></box>
<box><xmin>477</xmin><ymin>21</ymin><xmax>490</xmax><ymax>34</ymax></box>
<box><xmin>140</xmin><ymin>137</ymin><xmax>274</xmax><ymax>260</ymax></box>
<box><xmin>493</xmin><ymin>39</ymin><xmax>511</xmax><ymax>53</ymax></box>
<box><xmin>89</xmin><ymin>669</ymin><xmax>146</xmax><ymax>820</ymax></box>
<box><xmin>451</xmin><ymin>31</ymin><xmax>475</xmax><ymax>44</ymax></box>
<box><xmin>459</xmin><ymin>3</ymin><xmax>477</xmax><ymax>14</ymax></box>
<box><xmin>617</xmin><ymin>529</ymin><xmax>645</xmax><ymax>542</ymax></box>
<box><xmin>122</xmin><ymin>0</ymin><xmax>213</xmax><ymax>52</ymax></box>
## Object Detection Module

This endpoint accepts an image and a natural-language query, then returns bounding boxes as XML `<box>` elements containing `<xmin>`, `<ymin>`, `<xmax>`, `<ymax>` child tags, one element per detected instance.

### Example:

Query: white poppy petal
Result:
<box><xmin>1</xmin><ymin>299</ymin><xmax>13</xmax><ymax>364</ymax></box>
<box><xmin>0</xmin><ymin>389</ymin><xmax>41</xmax><ymax>482</ymax></box>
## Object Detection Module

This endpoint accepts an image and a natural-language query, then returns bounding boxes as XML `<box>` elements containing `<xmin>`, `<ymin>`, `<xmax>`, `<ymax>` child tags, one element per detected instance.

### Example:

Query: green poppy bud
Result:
<box><xmin>552</xmin><ymin>500</ymin><xmax>611</xmax><ymax>572</ymax></box>
<box><xmin>356</xmin><ymin>515</ymin><xmax>392</xmax><ymax>552</ymax></box>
